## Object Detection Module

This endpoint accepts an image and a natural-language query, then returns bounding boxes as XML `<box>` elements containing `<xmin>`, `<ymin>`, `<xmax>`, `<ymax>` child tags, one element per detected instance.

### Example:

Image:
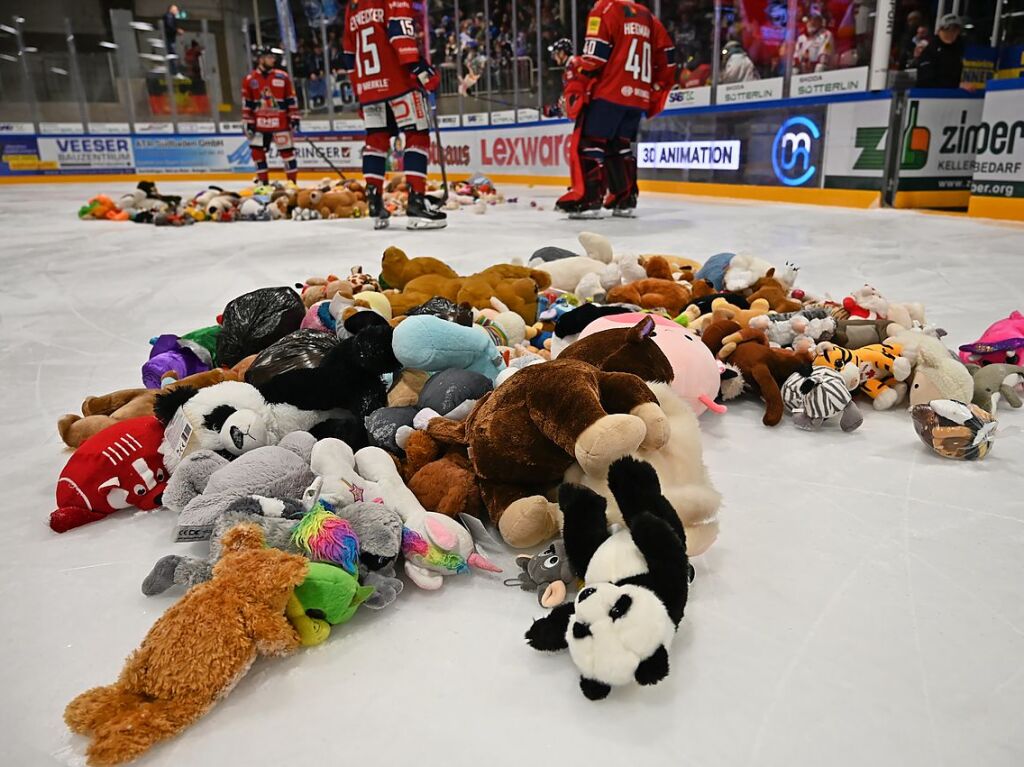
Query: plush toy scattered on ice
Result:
<box><xmin>51</xmin><ymin>416</ymin><xmax>168</xmax><ymax>533</ymax></box>
<box><xmin>958</xmin><ymin>311</ymin><xmax>1024</xmax><ymax>367</ymax></box>
<box><xmin>64</xmin><ymin>524</ymin><xmax>307</xmax><ymax>766</ymax></box>
<box><xmin>966</xmin><ymin>363</ymin><xmax>1024</xmax><ymax>414</ymax></box>
<box><xmin>911</xmin><ymin>399</ymin><xmax>997</xmax><ymax>461</ymax></box>
<box><xmin>781</xmin><ymin>366</ymin><xmax>863</xmax><ymax>432</ymax></box>
<box><xmin>525</xmin><ymin>457</ymin><xmax>690</xmax><ymax>701</ymax></box>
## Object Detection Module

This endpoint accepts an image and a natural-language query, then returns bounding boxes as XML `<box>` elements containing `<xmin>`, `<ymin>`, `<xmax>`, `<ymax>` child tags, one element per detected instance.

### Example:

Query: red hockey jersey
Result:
<box><xmin>582</xmin><ymin>0</ymin><xmax>676</xmax><ymax>112</ymax></box>
<box><xmin>241</xmin><ymin>67</ymin><xmax>299</xmax><ymax>132</ymax></box>
<box><xmin>343</xmin><ymin>0</ymin><xmax>421</xmax><ymax>104</ymax></box>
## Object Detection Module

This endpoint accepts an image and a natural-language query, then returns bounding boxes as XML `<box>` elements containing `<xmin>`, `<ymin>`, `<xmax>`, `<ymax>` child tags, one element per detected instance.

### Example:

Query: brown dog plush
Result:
<box><xmin>384</xmin><ymin>252</ymin><xmax>552</xmax><ymax>323</ymax></box>
<box><xmin>64</xmin><ymin>524</ymin><xmax>306</xmax><ymax>766</ymax></box>
<box><xmin>702</xmin><ymin>319</ymin><xmax>814</xmax><ymax>426</ymax></box>
<box><xmin>746</xmin><ymin>268</ymin><xmax>803</xmax><ymax>313</ymax></box>
<box><xmin>606</xmin><ymin>278</ymin><xmax>692</xmax><ymax>315</ymax></box>
<box><xmin>425</xmin><ymin>318</ymin><xmax>673</xmax><ymax>547</ymax></box>
<box><xmin>381</xmin><ymin>245</ymin><xmax>459</xmax><ymax>289</ymax></box>
<box><xmin>57</xmin><ymin>363</ymin><xmax>253</xmax><ymax>449</ymax></box>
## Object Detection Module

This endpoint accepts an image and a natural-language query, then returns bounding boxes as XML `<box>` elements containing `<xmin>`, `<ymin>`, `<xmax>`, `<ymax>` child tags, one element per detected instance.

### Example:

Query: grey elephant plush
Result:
<box><xmin>143</xmin><ymin>498</ymin><xmax>405</xmax><ymax>609</ymax></box>
<box><xmin>966</xmin><ymin>363</ymin><xmax>1024</xmax><ymax>414</ymax></box>
<box><xmin>165</xmin><ymin>431</ymin><xmax>317</xmax><ymax>541</ymax></box>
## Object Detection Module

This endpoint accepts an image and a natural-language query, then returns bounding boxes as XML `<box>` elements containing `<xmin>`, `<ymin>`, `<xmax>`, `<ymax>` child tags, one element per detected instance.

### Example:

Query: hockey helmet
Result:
<box><xmin>548</xmin><ymin>38</ymin><xmax>573</xmax><ymax>59</ymax></box>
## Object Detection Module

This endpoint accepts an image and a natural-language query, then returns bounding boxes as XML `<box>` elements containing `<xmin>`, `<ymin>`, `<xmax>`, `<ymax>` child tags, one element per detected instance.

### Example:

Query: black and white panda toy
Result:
<box><xmin>525</xmin><ymin>456</ymin><xmax>691</xmax><ymax>700</ymax></box>
<box><xmin>153</xmin><ymin>380</ymin><xmax>362</xmax><ymax>473</ymax></box>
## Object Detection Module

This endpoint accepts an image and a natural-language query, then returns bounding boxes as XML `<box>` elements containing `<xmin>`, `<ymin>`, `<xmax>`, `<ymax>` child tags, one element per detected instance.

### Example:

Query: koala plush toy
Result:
<box><xmin>525</xmin><ymin>456</ymin><xmax>691</xmax><ymax>700</ymax></box>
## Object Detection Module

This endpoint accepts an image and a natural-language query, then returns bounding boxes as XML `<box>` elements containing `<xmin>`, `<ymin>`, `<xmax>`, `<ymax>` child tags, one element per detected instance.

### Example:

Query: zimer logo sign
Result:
<box><xmin>479</xmin><ymin>133</ymin><xmax>571</xmax><ymax>167</ymax></box>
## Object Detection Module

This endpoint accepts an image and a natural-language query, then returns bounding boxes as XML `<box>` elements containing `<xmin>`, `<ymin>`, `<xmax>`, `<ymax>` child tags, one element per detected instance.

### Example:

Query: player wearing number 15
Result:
<box><xmin>557</xmin><ymin>0</ymin><xmax>676</xmax><ymax>218</ymax></box>
<box><xmin>343</xmin><ymin>0</ymin><xmax>446</xmax><ymax>229</ymax></box>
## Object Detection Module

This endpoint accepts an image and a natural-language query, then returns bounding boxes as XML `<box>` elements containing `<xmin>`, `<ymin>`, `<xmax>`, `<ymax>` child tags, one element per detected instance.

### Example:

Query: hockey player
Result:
<box><xmin>343</xmin><ymin>0</ymin><xmax>446</xmax><ymax>229</ymax></box>
<box><xmin>556</xmin><ymin>0</ymin><xmax>676</xmax><ymax>218</ymax></box>
<box><xmin>241</xmin><ymin>46</ymin><xmax>300</xmax><ymax>184</ymax></box>
<box><xmin>549</xmin><ymin>38</ymin><xmax>590</xmax><ymax>214</ymax></box>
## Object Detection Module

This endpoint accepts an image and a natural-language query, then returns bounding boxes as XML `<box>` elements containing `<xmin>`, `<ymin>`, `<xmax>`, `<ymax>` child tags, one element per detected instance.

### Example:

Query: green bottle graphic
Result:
<box><xmin>900</xmin><ymin>100</ymin><xmax>930</xmax><ymax>170</ymax></box>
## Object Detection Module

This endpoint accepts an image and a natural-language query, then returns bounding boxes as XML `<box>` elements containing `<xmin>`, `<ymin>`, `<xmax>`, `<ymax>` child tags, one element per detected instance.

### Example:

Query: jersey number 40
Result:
<box><xmin>625</xmin><ymin>39</ymin><xmax>652</xmax><ymax>83</ymax></box>
<box><xmin>356</xmin><ymin>27</ymin><xmax>381</xmax><ymax>77</ymax></box>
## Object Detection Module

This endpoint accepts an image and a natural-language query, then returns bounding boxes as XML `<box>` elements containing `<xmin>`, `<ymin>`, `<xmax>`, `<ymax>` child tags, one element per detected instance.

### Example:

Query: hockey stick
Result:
<box><xmin>421</xmin><ymin>88</ymin><xmax>449</xmax><ymax>206</ymax></box>
<box><xmin>301</xmin><ymin>136</ymin><xmax>348</xmax><ymax>181</ymax></box>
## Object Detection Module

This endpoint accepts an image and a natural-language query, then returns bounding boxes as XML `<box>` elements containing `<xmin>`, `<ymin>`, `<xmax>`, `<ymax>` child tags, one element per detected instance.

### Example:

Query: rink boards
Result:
<box><xmin>1</xmin><ymin>83</ymin><xmax>1021</xmax><ymax>221</ymax></box>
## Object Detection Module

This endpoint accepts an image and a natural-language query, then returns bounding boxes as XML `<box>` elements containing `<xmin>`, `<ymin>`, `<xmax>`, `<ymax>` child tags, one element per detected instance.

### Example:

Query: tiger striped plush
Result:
<box><xmin>813</xmin><ymin>342</ymin><xmax>912</xmax><ymax>410</ymax></box>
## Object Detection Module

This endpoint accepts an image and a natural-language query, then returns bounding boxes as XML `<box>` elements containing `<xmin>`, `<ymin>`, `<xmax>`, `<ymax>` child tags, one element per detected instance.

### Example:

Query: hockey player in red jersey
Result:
<box><xmin>241</xmin><ymin>47</ymin><xmax>301</xmax><ymax>184</ymax></box>
<box><xmin>343</xmin><ymin>0</ymin><xmax>446</xmax><ymax>229</ymax></box>
<box><xmin>556</xmin><ymin>0</ymin><xmax>677</xmax><ymax>218</ymax></box>
<box><xmin>549</xmin><ymin>38</ymin><xmax>591</xmax><ymax>212</ymax></box>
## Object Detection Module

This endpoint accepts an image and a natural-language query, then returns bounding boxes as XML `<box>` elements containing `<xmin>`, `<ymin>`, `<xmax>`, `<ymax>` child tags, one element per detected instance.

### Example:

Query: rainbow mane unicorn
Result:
<box><xmin>292</xmin><ymin>501</ymin><xmax>360</xmax><ymax>575</ymax></box>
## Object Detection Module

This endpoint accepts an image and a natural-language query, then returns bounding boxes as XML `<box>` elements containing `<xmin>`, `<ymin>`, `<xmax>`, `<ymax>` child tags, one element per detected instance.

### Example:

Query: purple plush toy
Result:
<box><xmin>141</xmin><ymin>334</ymin><xmax>213</xmax><ymax>389</ymax></box>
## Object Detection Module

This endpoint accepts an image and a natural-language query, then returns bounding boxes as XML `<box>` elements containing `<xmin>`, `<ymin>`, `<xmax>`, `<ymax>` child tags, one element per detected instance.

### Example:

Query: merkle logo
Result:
<box><xmin>772</xmin><ymin>116</ymin><xmax>820</xmax><ymax>186</ymax></box>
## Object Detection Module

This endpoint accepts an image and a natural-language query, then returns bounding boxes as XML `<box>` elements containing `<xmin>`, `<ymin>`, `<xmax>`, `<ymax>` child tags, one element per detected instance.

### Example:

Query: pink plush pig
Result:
<box><xmin>577</xmin><ymin>313</ymin><xmax>725</xmax><ymax>416</ymax></box>
<box><xmin>959</xmin><ymin>311</ymin><xmax>1024</xmax><ymax>367</ymax></box>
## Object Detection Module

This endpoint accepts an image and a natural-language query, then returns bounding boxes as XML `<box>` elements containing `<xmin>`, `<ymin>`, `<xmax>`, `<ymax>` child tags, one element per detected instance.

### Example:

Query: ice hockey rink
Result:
<box><xmin>1</xmin><ymin>181</ymin><xmax>1022</xmax><ymax>767</ymax></box>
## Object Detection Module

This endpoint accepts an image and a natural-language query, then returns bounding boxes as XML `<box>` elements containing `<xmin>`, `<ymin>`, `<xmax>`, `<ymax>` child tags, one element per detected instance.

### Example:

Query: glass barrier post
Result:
<box><xmin>253</xmin><ymin>0</ymin><xmax>263</xmax><ymax>46</ymax></box>
<box><xmin>869</xmin><ymin>0</ymin><xmax>894</xmax><ymax>90</ymax></box>
<box><xmin>783</xmin><ymin>0</ymin><xmax>797</xmax><ymax>97</ymax></box>
<box><xmin>320</xmin><ymin>16</ymin><xmax>334</xmax><ymax>119</ymax></box>
<box><xmin>159</xmin><ymin>18</ymin><xmax>179</xmax><ymax>130</ymax></box>
<box><xmin>710</xmin><ymin>0</ymin><xmax>722</xmax><ymax>105</ymax></box>
<box><xmin>535</xmin><ymin>0</ymin><xmax>543</xmax><ymax>112</ymax></box>
<box><xmin>992</xmin><ymin>0</ymin><xmax>1003</xmax><ymax>46</ymax></box>
<box><xmin>571</xmin><ymin>0</ymin><xmax>578</xmax><ymax>51</ymax></box>
<box><xmin>64</xmin><ymin>17</ymin><xmax>90</xmax><ymax>130</ymax></box>
<box><xmin>201</xmin><ymin>18</ymin><xmax>221</xmax><ymax>130</ymax></box>
<box><xmin>512</xmin><ymin>0</ymin><xmax>519</xmax><ymax>116</ymax></box>
<box><xmin>484</xmin><ymin>0</ymin><xmax>493</xmax><ymax>121</ymax></box>
<box><xmin>881</xmin><ymin>89</ymin><xmax>907</xmax><ymax>207</ymax></box>
<box><xmin>455</xmin><ymin>0</ymin><xmax>464</xmax><ymax>120</ymax></box>
<box><xmin>13</xmin><ymin>15</ymin><xmax>40</xmax><ymax>130</ymax></box>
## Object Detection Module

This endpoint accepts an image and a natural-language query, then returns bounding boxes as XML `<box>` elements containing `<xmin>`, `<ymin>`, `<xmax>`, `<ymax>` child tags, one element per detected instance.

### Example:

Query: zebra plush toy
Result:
<box><xmin>781</xmin><ymin>366</ymin><xmax>863</xmax><ymax>432</ymax></box>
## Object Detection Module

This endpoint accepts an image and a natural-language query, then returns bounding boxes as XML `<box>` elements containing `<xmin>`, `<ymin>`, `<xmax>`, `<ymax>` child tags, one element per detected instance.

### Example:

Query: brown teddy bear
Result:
<box><xmin>641</xmin><ymin>255</ymin><xmax>695</xmax><ymax>283</ymax></box>
<box><xmin>701</xmin><ymin>319</ymin><xmax>814</xmax><ymax>426</ymax></box>
<box><xmin>57</xmin><ymin>364</ymin><xmax>252</xmax><ymax>449</ymax></box>
<box><xmin>606</xmin><ymin>277</ymin><xmax>692</xmax><ymax>316</ymax></box>
<box><xmin>425</xmin><ymin>318</ymin><xmax>673</xmax><ymax>547</ymax></box>
<box><xmin>402</xmin><ymin>429</ymin><xmax>484</xmax><ymax>518</ymax></box>
<box><xmin>297</xmin><ymin>274</ymin><xmax>355</xmax><ymax>307</ymax></box>
<box><xmin>63</xmin><ymin>523</ymin><xmax>306</xmax><ymax>766</ymax></box>
<box><xmin>380</xmin><ymin>245</ymin><xmax>458</xmax><ymax>289</ymax></box>
<box><xmin>746</xmin><ymin>268</ymin><xmax>803</xmax><ymax>313</ymax></box>
<box><xmin>383</xmin><ymin>250</ymin><xmax>552</xmax><ymax>323</ymax></box>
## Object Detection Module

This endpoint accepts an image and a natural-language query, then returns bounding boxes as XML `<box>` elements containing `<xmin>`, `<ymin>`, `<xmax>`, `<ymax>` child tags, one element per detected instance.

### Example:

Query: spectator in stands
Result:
<box><xmin>793</xmin><ymin>12</ymin><xmax>835</xmax><ymax>74</ymax></box>
<box><xmin>679</xmin><ymin>52</ymin><xmax>710</xmax><ymax>88</ymax></box>
<box><xmin>915</xmin><ymin>14</ymin><xmax>964</xmax><ymax>88</ymax></box>
<box><xmin>184</xmin><ymin>39</ymin><xmax>202</xmax><ymax>81</ymax></box>
<box><xmin>898</xmin><ymin>10</ymin><xmax>927</xmax><ymax>68</ymax></box>
<box><xmin>163</xmin><ymin>4</ymin><xmax>184</xmax><ymax>76</ymax></box>
<box><xmin>720</xmin><ymin>41</ymin><xmax>759</xmax><ymax>83</ymax></box>
<box><xmin>308</xmin><ymin>71</ymin><xmax>326</xmax><ymax>108</ymax></box>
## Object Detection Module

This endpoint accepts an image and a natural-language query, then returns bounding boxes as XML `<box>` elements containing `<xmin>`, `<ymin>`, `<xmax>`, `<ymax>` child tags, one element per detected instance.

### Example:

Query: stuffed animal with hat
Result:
<box><xmin>525</xmin><ymin>457</ymin><xmax>690</xmax><ymax>701</ymax></box>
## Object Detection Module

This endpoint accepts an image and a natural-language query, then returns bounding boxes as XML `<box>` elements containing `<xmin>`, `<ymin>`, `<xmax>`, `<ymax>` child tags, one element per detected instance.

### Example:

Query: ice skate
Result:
<box><xmin>406</xmin><ymin>190</ymin><xmax>447</xmax><ymax>230</ymax></box>
<box><xmin>368</xmin><ymin>185</ymin><xmax>390</xmax><ymax>230</ymax></box>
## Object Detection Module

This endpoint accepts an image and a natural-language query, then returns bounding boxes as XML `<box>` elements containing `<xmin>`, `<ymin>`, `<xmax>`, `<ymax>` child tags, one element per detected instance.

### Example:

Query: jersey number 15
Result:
<box><xmin>356</xmin><ymin>27</ymin><xmax>381</xmax><ymax>77</ymax></box>
<box><xmin>625</xmin><ymin>38</ymin><xmax>651</xmax><ymax>83</ymax></box>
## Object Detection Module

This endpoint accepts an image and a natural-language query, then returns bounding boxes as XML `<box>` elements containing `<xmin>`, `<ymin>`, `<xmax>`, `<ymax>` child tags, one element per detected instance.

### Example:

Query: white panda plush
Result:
<box><xmin>153</xmin><ymin>380</ymin><xmax>360</xmax><ymax>473</ymax></box>
<box><xmin>526</xmin><ymin>456</ymin><xmax>691</xmax><ymax>700</ymax></box>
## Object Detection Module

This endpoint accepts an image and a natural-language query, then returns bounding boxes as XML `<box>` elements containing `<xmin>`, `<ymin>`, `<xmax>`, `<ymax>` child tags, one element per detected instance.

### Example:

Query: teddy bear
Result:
<box><xmin>64</xmin><ymin>523</ymin><xmax>307</xmax><ymax>767</ymax></box>
<box><xmin>605</xmin><ymin>277</ymin><xmax>692</xmax><ymax>316</ymax></box>
<box><xmin>380</xmin><ymin>245</ymin><xmax>459</xmax><ymax>289</ymax></box>
<box><xmin>57</xmin><ymin>366</ymin><xmax>245</xmax><ymax>450</ymax></box>
<box><xmin>745</xmin><ymin>267</ymin><xmax>803</xmax><ymax>313</ymax></box>
<box><xmin>524</xmin><ymin>457</ymin><xmax>690</xmax><ymax>701</ymax></box>
<box><xmin>296</xmin><ymin>273</ymin><xmax>355</xmax><ymax>308</ymax></box>
<box><xmin>686</xmin><ymin>297</ymin><xmax>771</xmax><ymax>332</ymax></box>
<box><xmin>384</xmin><ymin>254</ymin><xmax>552</xmax><ymax>323</ymax></box>
<box><xmin>702</xmin><ymin>319</ymin><xmax>816</xmax><ymax>426</ymax></box>
<box><xmin>526</xmin><ymin>232</ymin><xmax>614</xmax><ymax>294</ymax></box>
<box><xmin>748</xmin><ymin>309</ymin><xmax>836</xmax><ymax>353</ymax></box>
<box><xmin>307</xmin><ymin>187</ymin><xmax>366</xmax><ymax>219</ymax></box>
<box><xmin>424</xmin><ymin>318</ymin><xmax>674</xmax><ymax>548</ymax></box>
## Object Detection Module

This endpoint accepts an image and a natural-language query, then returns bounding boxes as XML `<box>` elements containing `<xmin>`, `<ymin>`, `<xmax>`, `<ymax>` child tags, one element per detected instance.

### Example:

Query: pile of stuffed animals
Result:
<box><xmin>77</xmin><ymin>176</ymin><xmax>507</xmax><ymax>227</ymax></box>
<box><xmin>53</xmin><ymin>232</ymin><xmax>1022</xmax><ymax>764</ymax></box>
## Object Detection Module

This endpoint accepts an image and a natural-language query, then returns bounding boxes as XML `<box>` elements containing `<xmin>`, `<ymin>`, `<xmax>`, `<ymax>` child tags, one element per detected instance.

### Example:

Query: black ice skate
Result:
<box><xmin>406</xmin><ymin>190</ymin><xmax>447</xmax><ymax>230</ymax></box>
<box><xmin>606</xmin><ymin>192</ymin><xmax>637</xmax><ymax>218</ymax></box>
<box><xmin>368</xmin><ymin>185</ymin><xmax>390</xmax><ymax>230</ymax></box>
<box><xmin>557</xmin><ymin>158</ymin><xmax>606</xmax><ymax>219</ymax></box>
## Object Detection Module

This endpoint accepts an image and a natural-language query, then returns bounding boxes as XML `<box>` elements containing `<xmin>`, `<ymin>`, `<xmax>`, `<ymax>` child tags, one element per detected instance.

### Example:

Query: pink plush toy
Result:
<box><xmin>959</xmin><ymin>311</ymin><xmax>1024</xmax><ymax>367</ymax></box>
<box><xmin>577</xmin><ymin>312</ymin><xmax>725</xmax><ymax>416</ymax></box>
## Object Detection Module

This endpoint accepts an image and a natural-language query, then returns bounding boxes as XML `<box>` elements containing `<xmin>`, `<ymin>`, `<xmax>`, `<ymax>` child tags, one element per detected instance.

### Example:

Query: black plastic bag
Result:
<box><xmin>216</xmin><ymin>287</ymin><xmax>305</xmax><ymax>367</ymax></box>
<box><xmin>245</xmin><ymin>328</ymin><xmax>340</xmax><ymax>388</ymax></box>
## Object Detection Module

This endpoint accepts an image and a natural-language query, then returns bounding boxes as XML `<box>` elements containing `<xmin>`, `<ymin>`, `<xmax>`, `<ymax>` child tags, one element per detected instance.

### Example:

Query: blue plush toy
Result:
<box><xmin>392</xmin><ymin>315</ymin><xmax>506</xmax><ymax>382</ymax></box>
<box><xmin>694</xmin><ymin>252</ymin><xmax>736</xmax><ymax>291</ymax></box>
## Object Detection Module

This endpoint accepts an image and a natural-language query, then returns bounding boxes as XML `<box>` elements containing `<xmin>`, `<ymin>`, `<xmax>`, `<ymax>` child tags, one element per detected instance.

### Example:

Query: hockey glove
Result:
<box><xmin>410</xmin><ymin>60</ymin><xmax>440</xmax><ymax>92</ymax></box>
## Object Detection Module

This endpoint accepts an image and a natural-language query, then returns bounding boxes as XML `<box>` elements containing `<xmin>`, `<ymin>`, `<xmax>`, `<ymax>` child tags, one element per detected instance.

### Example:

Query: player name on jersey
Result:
<box><xmin>349</xmin><ymin>7</ymin><xmax>385</xmax><ymax>28</ymax></box>
<box><xmin>622</xmin><ymin>22</ymin><xmax>650</xmax><ymax>37</ymax></box>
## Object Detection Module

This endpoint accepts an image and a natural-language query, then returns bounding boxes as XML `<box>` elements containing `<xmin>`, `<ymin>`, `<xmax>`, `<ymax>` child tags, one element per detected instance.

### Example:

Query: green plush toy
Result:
<box><xmin>288</xmin><ymin>562</ymin><xmax>375</xmax><ymax>646</ymax></box>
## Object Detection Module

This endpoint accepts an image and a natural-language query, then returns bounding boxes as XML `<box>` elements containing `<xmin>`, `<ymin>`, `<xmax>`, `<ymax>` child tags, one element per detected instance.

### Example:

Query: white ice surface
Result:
<box><xmin>1</xmin><ymin>183</ymin><xmax>1023</xmax><ymax>767</ymax></box>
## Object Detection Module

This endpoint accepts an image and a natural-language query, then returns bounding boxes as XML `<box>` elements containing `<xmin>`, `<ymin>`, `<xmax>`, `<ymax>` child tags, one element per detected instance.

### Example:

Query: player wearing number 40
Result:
<box><xmin>342</xmin><ymin>0</ymin><xmax>447</xmax><ymax>229</ymax></box>
<box><xmin>555</xmin><ymin>0</ymin><xmax>677</xmax><ymax>220</ymax></box>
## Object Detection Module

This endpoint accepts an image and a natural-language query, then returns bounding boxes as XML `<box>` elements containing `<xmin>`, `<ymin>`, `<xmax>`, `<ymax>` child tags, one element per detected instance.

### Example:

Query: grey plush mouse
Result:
<box><xmin>505</xmin><ymin>540</ymin><xmax>579</xmax><ymax>608</ymax></box>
